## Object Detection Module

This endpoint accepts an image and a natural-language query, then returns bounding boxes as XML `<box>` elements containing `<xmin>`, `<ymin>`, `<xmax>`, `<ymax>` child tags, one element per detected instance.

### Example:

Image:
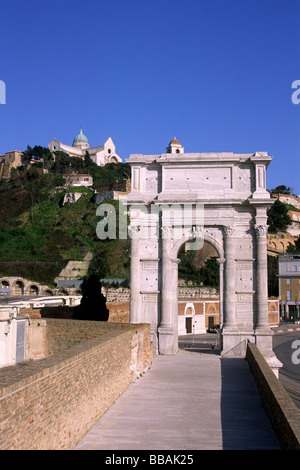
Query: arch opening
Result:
<box><xmin>30</xmin><ymin>285</ymin><xmax>39</xmax><ymax>296</ymax></box>
<box><xmin>15</xmin><ymin>281</ymin><xmax>25</xmax><ymax>295</ymax></box>
<box><xmin>177</xmin><ymin>239</ymin><xmax>221</xmax><ymax>349</ymax></box>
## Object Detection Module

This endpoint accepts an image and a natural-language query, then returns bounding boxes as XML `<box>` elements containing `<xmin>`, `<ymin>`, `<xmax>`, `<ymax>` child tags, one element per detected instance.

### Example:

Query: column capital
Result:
<box><xmin>223</xmin><ymin>225</ymin><xmax>235</xmax><ymax>237</ymax></box>
<box><xmin>161</xmin><ymin>225</ymin><xmax>172</xmax><ymax>239</ymax></box>
<box><xmin>128</xmin><ymin>225</ymin><xmax>141</xmax><ymax>239</ymax></box>
<box><xmin>254</xmin><ymin>224</ymin><xmax>268</xmax><ymax>237</ymax></box>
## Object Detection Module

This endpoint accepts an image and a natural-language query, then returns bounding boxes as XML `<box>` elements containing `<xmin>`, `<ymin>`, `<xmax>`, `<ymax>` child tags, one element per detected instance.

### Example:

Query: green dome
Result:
<box><xmin>72</xmin><ymin>128</ymin><xmax>88</xmax><ymax>146</ymax></box>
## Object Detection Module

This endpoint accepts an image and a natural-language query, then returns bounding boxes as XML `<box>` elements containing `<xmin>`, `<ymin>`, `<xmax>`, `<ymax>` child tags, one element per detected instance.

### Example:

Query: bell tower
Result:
<box><xmin>166</xmin><ymin>137</ymin><xmax>184</xmax><ymax>154</ymax></box>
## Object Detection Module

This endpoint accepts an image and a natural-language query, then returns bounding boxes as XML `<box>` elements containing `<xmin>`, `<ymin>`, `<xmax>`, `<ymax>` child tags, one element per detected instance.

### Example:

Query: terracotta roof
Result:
<box><xmin>169</xmin><ymin>137</ymin><xmax>181</xmax><ymax>146</ymax></box>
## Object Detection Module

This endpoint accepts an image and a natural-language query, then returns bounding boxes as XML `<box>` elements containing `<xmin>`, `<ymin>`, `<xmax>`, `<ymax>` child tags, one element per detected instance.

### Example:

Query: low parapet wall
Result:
<box><xmin>0</xmin><ymin>320</ymin><xmax>153</xmax><ymax>450</ymax></box>
<box><xmin>246</xmin><ymin>342</ymin><xmax>300</xmax><ymax>450</ymax></box>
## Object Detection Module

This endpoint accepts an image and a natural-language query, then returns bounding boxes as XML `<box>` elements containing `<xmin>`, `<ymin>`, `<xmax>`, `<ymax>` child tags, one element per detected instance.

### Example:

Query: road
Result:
<box><xmin>178</xmin><ymin>333</ymin><xmax>220</xmax><ymax>353</ymax></box>
<box><xmin>273</xmin><ymin>327</ymin><xmax>300</xmax><ymax>409</ymax></box>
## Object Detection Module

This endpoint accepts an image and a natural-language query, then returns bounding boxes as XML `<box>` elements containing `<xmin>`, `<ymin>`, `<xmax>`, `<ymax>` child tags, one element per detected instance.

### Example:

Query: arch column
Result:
<box><xmin>129</xmin><ymin>226</ymin><xmax>141</xmax><ymax>324</ymax></box>
<box><xmin>254</xmin><ymin>224</ymin><xmax>270</xmax><ymax>330</ymax></box>
<box><xmin>158</xmin><ymin>226</ymin><xmax>179</xmax><ymax>355</ymax></box>
<box><xmin>223</xmin><ymin>226</ymin><xmax>237</xmax><ymax>330</ymax></box>
<box><xmin>217</xmin><ymin>258</ymin><xmax>225</xmax><ymax>329</ymax></box>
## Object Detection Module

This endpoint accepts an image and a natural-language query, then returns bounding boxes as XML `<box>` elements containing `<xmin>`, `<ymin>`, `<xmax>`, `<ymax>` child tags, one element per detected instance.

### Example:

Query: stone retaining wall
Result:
<box><xmin>0</xmin><ymin>320</ymin><xmax>153</xmax><ymax>450</ymax></box>
<box><xmin>246</xmin><ymin>342</ymin><xmax>300</xmax><ymax>450</ymax></box>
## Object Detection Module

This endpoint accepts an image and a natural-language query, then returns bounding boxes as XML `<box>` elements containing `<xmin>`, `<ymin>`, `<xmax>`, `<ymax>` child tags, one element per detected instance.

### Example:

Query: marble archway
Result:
<box><xmin>126</xmin><ymin>145</ymin><xmax>281</xmax><ymax>367</ymax></box>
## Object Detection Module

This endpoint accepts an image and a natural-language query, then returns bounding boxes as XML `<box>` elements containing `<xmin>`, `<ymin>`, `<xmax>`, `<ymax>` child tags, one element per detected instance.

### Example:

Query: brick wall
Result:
<box><xmin>0</xmin><ymin>321</ymin><xmax>153</xmax><ymax>450</ymax></box>
<box><xmin>19</xmin><ymin>301</ymin><xmax>131</xmax><ymax>322</ymax></box>
<box><xmin>107</xmin><ymin>302</ymin><xmax>130</xmax><ymax>323</ymax></box>
<box><xmin>280</xmin><ymin>277</ymin><xmax>300</xmax><ymax>301</ymax></box>
<box><xmin>246</xmin><ymin>342</ymin><xmax>300</xmax><ymax>450</ymax></box>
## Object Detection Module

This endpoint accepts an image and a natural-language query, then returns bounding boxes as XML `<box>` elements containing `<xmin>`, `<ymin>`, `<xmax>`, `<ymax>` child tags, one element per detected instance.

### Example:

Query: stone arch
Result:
<box><xmin>60</xmin><ymin>290</ymin><xmax>69</xmax><ymax>296</ymax></box>
<box><xmin>14</xmin><ymin>280</ymin><xmax>25</xmax><ymax>295</ymax></box>
<box><xmin>29</xmin><ymin>285</ymin><xmax>39</xmax><ymax>296</ymax></box>
<box><xmin>208</xmin><ymin>305</ymin><xmax>216</xmax><ymax>314</ymax></box>
<box><xmin>45</xmin><ymin>289</ymin><xmax>54</xmax><ymax>296</ymax></box>
<box><xmin>126</xmin><ymin>145</ymin><xmax>277</xmax><ymax>361</ymax></box>
<box><xmin>171</xmin><ymin>229</ymin><xmax>224</xmax><ymax>260</ymax></box>
<box><xmin>1</xmin><ymin>280</ymin><xmax>10</xmax><ymax>294</ymax></box>
<box><xmin>184</xmin><ymin>302</ymin><xmax>195</xmax><ymax>316</ymax></box>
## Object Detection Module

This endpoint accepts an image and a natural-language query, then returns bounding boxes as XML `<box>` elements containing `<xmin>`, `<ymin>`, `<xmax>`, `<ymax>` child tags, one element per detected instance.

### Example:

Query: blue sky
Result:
<box><xmin>1</xmin><ymin>0</ymin><xmax>299</xmax><ymax>193</ymax></box>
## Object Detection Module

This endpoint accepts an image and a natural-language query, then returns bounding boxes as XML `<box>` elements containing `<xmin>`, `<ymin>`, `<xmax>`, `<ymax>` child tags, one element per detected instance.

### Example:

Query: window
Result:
<box><xmin>287</xmin><ymin>278</ymin><xmax>291</xmax><ymax>285</ymax></box>
<box><xmin>287</xmin><ymin>290</ymin><xmax>291</xmax><ymax>301</ymax></box>
<box><xmin>293</xmin><ymin>265</ymin><xmax>297</xmax><ymax>272</ymax></box>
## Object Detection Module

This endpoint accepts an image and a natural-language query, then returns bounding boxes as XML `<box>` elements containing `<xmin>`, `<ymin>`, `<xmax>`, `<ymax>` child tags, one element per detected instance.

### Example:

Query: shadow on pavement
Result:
<box><xmin>220</xmin><ymin>358</ymin><xmax>280</xmax><ymax>450</ymax></box>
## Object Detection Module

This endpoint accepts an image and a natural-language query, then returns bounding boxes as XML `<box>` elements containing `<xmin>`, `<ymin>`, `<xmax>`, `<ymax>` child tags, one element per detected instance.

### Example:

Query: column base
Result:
<box><xmin>158</xmin><ymin>325</ymin><xmax>178</xmax><ymax>355</ymax></box>
<box><xmin>254</xmin><ymin>328</ymin><xmax>283</xmax><ymax>376</ymax></box>
<box><xmin>221</xmin><ymin>327</ymin><xmax>283</xmax><ymax>376</ymax></box>
<box><xmin>254</xmin><ymin>327</ymin><xmax>274</xmax><ymax>356</ymax></box>
<box><xmin>221</xmin><ymin>328</ymin><xmax>254</xmax><ymax>357</ymax></box>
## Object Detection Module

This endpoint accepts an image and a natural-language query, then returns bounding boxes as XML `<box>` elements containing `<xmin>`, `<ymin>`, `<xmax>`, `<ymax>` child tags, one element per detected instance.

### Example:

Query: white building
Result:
<box><xmin>48</xmin><ymin>129</ymin><xmax>122</xmax><ymax>166</ymax></box>
<box><xmin>63</xmin><ymin>173</ymin><xmax>93</xmax><ymax>187</ymax></box>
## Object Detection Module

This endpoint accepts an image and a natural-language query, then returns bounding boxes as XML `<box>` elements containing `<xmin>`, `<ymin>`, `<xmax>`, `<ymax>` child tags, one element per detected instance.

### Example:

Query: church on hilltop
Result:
<box><xmin>48</xmin><ymin>129</ymin><xmax>122</xmax><ymax>166</ymax></box>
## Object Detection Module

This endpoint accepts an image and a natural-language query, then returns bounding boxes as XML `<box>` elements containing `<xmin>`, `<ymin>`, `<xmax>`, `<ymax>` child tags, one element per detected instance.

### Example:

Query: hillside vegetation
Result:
<box><xmin>0</xmin><ymin>151</ymin><xmax>297</xmax><ymax>293</ymax></box>
<box><xmin>0</xmin><ymin>151</ymin><xmax>131</xmax><ymax>285</ymax></box>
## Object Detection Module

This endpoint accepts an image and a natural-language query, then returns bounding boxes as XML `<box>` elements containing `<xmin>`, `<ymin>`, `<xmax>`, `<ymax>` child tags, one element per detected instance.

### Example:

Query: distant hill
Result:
<box><xmin>0</xmin><ymin>157</ymin><xmax>131</xmax><ymax>286</ymax></box>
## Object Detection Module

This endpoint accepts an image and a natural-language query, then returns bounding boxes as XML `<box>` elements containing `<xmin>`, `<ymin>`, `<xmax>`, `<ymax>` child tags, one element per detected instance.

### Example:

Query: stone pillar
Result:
<box><xmin>223</xmin><ymin>226</ymin><xmax>236</xmax><ymax>329</ymax></box>
<box><xmin>253</xmin><ymin>223</ymin><xmax>281</xmax><ymax>371</ymax></box>
<box><xmin>129</xmin><ymin>226</ymin><xmax>141</xmax><ymax>323</ymax></box>
<box><xmin>217</xmin><ymin>258</ymin><xmax>225</xmax><ymax>328</ymax></box>
<box><xmin>158</xmin><ymin>226</ymin><xmax>178</xmax><ymax>355</ymax></box>
<box><xmin>254</xmin><ymin>224</ymin><xmax>270</xmax><ymax>330</ymax></box>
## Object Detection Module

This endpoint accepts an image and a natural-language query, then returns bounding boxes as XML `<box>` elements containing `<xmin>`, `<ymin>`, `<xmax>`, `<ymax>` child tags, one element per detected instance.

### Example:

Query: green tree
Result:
<box><xmin>74</xmin><ymin>274</ymin><xmax>109</xmax><ymax>321</ymax></box>
<box><xmin>22</xmin><ymin>145</ymin><xmax>53</xmax><ymax>163</ymax></box>
<box><xmin>267</xmin><ymin>255</ymin><xmax>279</xmax><ymax>297</ymax></box>
<box><xmin>271</xmin><ymin>185</ymin><xmax>291</xmax><ymax>194</ymax></box>
<box><xmin>267</xmin><ymin>199</ymin><xmax>291</xmax><ymax>233</ymax></box>
<box><xmin>287</xmin><ymin>235</ymin><xmax>300</xmax><ymax>253</ymax></box>
<box><xmin>202</xmin><ymin>257</ymin><xmax>219</xmax><ymax>288</ymax></box>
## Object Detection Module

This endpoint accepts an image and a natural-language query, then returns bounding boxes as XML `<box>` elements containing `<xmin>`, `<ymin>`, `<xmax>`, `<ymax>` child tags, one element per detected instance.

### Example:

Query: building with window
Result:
<box><xmin>278</xmin><ymin>253</ymin><xmax>300</xmax><ymax>321</ymax></box>
<box><xmin>0</xmin><ymin>150</ymin><xmax>23</xmax><ymax>179</ymax></box>
<box><xmin>48</xmin><ymin>129</ymin><xmax>122</xmax><ymax>166</ymax></box>
<box><xmin>63</xmin><ymin>173</ymin><xmax>93</xmax><ymax>187</ymax></box>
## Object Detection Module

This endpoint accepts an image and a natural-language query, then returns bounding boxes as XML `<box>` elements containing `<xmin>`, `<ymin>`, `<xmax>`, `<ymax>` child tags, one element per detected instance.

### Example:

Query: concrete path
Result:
<box><xmin>75</xmin><ymin>350</ymin><xmax>280</xmax><ymax>450</ymax></box>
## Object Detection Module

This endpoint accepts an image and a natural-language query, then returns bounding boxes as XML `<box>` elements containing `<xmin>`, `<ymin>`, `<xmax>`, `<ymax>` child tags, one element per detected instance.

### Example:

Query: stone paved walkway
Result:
<box><xmin>75</xmin><ymin>350</ymin><xmax>280</xmax><ymax>450</ymax></box>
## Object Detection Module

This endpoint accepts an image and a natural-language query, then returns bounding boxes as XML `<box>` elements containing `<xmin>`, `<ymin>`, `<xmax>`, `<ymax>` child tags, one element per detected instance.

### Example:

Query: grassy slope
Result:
<box><xmin>0</xmin><ymin>165</ymin><xmax>131</xmax><ymax>285</ymax></box>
